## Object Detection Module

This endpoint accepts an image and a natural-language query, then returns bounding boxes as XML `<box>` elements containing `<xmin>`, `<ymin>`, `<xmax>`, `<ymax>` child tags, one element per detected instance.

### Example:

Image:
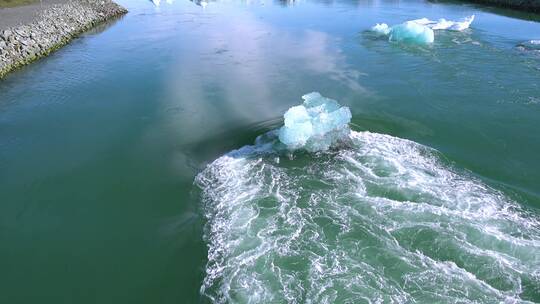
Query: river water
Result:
<box><xmin>0</xmin><ymin>0</ymin><xmax>539</xmax><ymax>303</ymax></box>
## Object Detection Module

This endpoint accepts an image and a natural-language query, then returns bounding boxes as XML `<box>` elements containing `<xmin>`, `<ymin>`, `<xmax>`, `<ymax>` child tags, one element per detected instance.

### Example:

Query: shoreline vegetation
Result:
<box><xmin>0</xmin><ymin>0</ymin><xmax>127</xmax><ymax>79</ymax></box>
<box><xmin>0</xmin><ymin>0</ymin><xmax>38</xmax><ymax>9</ymax></box>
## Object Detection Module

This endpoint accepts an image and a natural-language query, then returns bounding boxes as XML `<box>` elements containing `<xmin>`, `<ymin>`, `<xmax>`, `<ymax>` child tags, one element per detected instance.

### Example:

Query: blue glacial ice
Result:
<box><xmin>371</xmin><ymin>15</ymin><xmax>475</xmax><ymax>44</ymax></box>
<box><xmin>389</xmin><ymin>21</ymin><xmax>435</xmax><ymax>44</ymax></box>
<box><xmin>371</xmin><ymin>21</ymin><xmax>434</xmax><ymax>44</ymax></box>
<box><xmin>278</xmin><ymin>92</ymin><xmax>352</xmax><ymax>152</ymax></box>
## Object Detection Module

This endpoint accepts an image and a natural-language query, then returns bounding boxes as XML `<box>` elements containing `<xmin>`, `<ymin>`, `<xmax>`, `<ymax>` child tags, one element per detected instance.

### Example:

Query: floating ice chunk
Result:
<box><xmin>518</xmin><ymin>40</ymin><xmax>540</xmax><ymax>51</ymax></box>
<box><xmin>411</xmin><ymin>15</ymin><xmax>475</xmax><ymax>31</ymax></box>
<box><xmin>389</xmin><ymin>21</ymin><xmax>435</xmax><ymax>44</ymax></box>
<box><xmin>370</xmin><ymin>15</ymin><xmax>474</xmax><ymax>44</ymax></box>
<box><xmin>151</xmin><ymin>0</ymin><xmax>160</xmax><ymax>6</ymax></box>
<box><xmin>439</xmin><ymin>15</ymin><xmax>474</xmax><ymax>31</ymax></box>
<box><xmin>370</xmin><ymin>21</ymin><xmax>434</xmax><ymax>44</ymax></box>
<box><xmin>278</xmin><ymin>92</ymin><xmax>351</xmax><ymax>152</ymax></box>
<box><xmin>411</xmin><ymin>18</ymin><xmax>432</xmax><ymax>26</ymax></box>
<box><xmin>280</xmin><ymin>106</ymin><xmax>313</xmax><ymax>148</ymax></box>
<box><xmin>372</xmin><ymin>23</ymin><xmax>391</xmax><ymax>36</ymax></box>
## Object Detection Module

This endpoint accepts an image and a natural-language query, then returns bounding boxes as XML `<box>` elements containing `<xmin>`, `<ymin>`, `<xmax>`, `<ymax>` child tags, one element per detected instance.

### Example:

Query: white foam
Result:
<box><xmin>196</xmin><ymin>130</ymin><xmax>540</xmax><ymax>303</ymax></box>
<box><xmin>371</xmin><ymin>23</ymin><xmax>391</xmax><ymax>36</ymax></box>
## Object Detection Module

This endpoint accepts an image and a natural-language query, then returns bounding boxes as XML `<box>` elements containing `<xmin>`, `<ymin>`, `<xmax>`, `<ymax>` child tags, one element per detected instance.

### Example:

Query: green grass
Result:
<box><xmin>0</xmin><ymin>0</ymin><xmax>38</xmax><ymax>8</ymax></box>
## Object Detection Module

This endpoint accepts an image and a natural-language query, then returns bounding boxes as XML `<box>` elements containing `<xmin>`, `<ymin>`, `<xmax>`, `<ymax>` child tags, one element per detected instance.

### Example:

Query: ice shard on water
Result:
<box><xmin>518</xmin><ymin>40</ymin><xmax>540</xmax><ymax>51</ymax></box>
<box><xmin>411</xmin><ymin>15</ymin><xmax>475</xmax><ymax>31</ymax></box>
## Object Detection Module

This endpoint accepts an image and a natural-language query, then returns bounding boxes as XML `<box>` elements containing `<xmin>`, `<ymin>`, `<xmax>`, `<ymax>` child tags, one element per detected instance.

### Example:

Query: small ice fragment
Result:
<box><xmin>517</xmin><ymin>40</ymin><xmax>540</xmax><ymax>51</ymax></box>
<box><xmin>389</xmin><ymin>21</ymin><xmax>434</xmax><ymax>44</ymax></box>
<box><xmin>411</xmin><ymin>18</ymin><xmax>430</xmax><ymax>25</ymax></box>
<box><xmin>278</xmin><ymin>93</ymin><xmax>351</xmax><ymax>152</ymax></box>
<box><xmin>372</xmin><ymin>23</ymin><xmax>391</xmax><ymax>36</ymax></box>
<box><xmin>411</xmin><ymin>15</ymin><xmax>475</xmax><ymax>31</ymax></box>
<box><xmin>523</xmin><ymin>40</ymin><xmax>540</xmax><ymax>48</ymax></box>
<box><xmin>443</xmin><ymin>15</ymin><xmax>474</xmax><ymax>31</ymax></box>
<box><xmin>151</xmin><ymin>0</ymin><xmax>160</xmax><ymax>6</ymax></box>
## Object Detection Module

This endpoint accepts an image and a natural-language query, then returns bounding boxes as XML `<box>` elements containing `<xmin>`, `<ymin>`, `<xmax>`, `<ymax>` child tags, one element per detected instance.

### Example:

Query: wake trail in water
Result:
<box><xmin>195</xmin><ymin>96</ymin><xmax>540</xmax><ymax>304</ymax></box>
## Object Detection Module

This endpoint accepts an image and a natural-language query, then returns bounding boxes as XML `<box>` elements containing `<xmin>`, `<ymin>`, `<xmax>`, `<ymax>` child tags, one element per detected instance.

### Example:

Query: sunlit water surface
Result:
<box><xmin>0</xmin><ymin>0</ymin><xmax>539</xmax><ymax>303</ymax></box>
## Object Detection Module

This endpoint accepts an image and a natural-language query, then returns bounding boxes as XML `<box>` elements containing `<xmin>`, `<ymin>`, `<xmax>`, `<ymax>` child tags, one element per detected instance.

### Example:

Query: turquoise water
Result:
<box><xmin>0</xmin><ymin>0</ymin><xmax>539</xmax><ymax>303</ymax></box>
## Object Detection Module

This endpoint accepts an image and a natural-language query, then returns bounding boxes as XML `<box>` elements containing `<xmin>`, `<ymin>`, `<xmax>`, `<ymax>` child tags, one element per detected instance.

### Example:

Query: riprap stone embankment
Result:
<box><xmin>0</xmin><ymin>0</ymin><xmax>127</xmax><ymax>79</ymax></box>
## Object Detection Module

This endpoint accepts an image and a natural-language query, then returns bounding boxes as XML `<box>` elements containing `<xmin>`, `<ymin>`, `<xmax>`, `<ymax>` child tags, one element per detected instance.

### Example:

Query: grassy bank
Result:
<box><xmin>0</xmin><ymin>0</ymin><xmax>38</xmax><ymax>8</ymax></box>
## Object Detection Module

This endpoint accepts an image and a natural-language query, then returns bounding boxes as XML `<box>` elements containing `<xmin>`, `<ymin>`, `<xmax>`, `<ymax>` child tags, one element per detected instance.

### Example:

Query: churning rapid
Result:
<box><xmin>196</xmin><ymin>94</ymin><xmax>540</xmax><ymax>303</ymax></box>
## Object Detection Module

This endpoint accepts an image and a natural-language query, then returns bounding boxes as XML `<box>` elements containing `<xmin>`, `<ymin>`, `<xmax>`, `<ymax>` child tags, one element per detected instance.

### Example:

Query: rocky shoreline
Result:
<box><xmin>0</xmin><ymin>0</ymin><xmax>127</xmax><ymax>79</ymax></box>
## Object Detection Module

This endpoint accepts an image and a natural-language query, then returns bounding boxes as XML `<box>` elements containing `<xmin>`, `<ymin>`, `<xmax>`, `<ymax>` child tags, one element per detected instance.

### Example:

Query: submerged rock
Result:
<box><xmin>278</xmin><ymin>92</ymin><xmax>351</xmax><ymax>152</ymax></box>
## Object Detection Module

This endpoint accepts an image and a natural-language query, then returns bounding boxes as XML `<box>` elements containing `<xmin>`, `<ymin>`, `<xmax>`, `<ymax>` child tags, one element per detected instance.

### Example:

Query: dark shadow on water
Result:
<box><xmin>428</xmin><ymin>0</ymin><xmax>540</xmax><ymax>22</ymax></box>
<box><xmin>183</xmin><ymin>117</ymin><xmax>283</xmax><ymax>167</ymax></box>
<box><xmin>82</xmin><ymin>13</ymin><xmax>127</xmax><ymax>36</ymax></box>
